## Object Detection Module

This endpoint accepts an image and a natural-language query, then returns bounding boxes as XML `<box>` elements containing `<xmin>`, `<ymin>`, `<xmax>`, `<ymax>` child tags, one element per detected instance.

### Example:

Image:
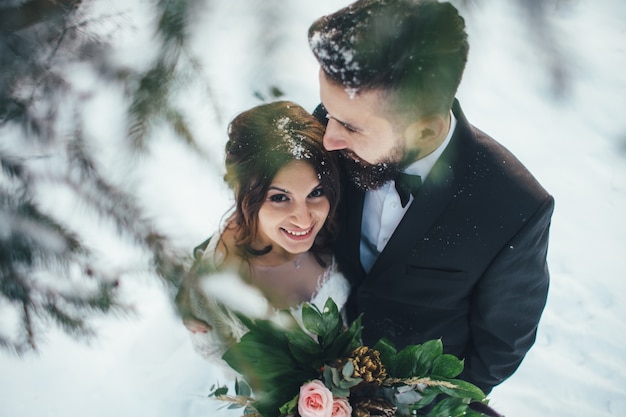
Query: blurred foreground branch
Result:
<box><xmin>0</xmin><ymin>0</ymin><xmax>215</xmax><ymax>354</ymax></box>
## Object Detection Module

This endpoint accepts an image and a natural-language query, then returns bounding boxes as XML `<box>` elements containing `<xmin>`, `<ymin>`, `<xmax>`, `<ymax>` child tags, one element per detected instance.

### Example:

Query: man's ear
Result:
<box><xmin>404</xmin><ymin>114</ymin><xmax>448</xmax><ymax>147</ymax></box>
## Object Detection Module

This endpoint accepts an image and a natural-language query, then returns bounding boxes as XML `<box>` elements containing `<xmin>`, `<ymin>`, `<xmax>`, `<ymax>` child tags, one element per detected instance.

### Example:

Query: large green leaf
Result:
<box><xmin>412</xmin><ymin>388</ymin><xmax>439</xmax><ymax>408</ymax></box>
<box><xmin>373</xmin><ymin>337</ymin><xmax>398</xmax><ymax>370</ymax></box>
<box><xmin>322</xmin><ymin>315</ymin><xmax>362</xmax><ymax>361</ymax></box>
<box><xmin>412</xmin><ymin>339</ymin><xmax>443</xmax><ymax>376</ymax></box>
<box><xmin>286</xmin><ymin>327</ymin><xmax>323</xmax><ymax>365</ymax></box>
<box><xmin>301</xmin><ymin>299</ymin><xmax>345</xmax><ymax>349</ymax></box>
<box><xmin>431</xmin><ymin>354</ymin><xmax>464</xmax><ymax>378</ymax></box>
<box><xmin>394</xmin><ymin>344</ymin><xmax>424</xmax><ymax>378</ymax></box>
<box><xmin>317</xmin><ymin>298</ymin><xmax>345</xmax><ymax>347</ymax></box>
<box><xmin>434</xmin><ymin>378</ymin><xmax>485</xmax><ymax>401</ymax></box>
<box><xmin>301</xmin><ymin>303</ymin><xmax>325</xmax><ymax>336</ymax></box>
<box><xmin>425</xmin><ymin>397</ymin><xmax>469</xmax><ymax>417</ymax></box>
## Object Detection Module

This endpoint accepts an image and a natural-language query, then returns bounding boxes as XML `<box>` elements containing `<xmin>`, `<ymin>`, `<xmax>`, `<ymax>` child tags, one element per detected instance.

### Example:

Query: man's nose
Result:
<box><xmin>323</xmin><ymin>119</ymin><xmax>349</xmax><ymax>151</ymax></box>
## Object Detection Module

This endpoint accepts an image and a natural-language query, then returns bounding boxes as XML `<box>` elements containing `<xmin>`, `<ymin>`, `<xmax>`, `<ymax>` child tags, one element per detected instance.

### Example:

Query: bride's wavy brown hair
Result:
<box><xmin>223</xmin><ymin>101</ymin><xmax>341</xmax><ymax>262</ymax></box>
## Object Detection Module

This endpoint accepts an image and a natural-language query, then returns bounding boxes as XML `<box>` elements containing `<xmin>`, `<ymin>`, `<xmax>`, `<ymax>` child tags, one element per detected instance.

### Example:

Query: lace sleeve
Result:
<box><xmin>184</xmin><ymin>235</ymin><xmax>250</xmax><ymax>361</ymax></box>
<box><xmin>187</xmin><ymin>287</ymin><xmax>249</xmax><ymax>361</ymax></box>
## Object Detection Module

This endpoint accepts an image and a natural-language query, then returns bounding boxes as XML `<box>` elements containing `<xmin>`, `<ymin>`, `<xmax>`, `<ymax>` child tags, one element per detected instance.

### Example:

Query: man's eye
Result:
<box><xmin>269</xmin><ymin>194</ymin><xmax>288</xmax><ymax>203</ymax></box>
<box><xmin>309</xmin><ymin>188</ymin><xmax>325</xmax><ymax>198</ymax></box>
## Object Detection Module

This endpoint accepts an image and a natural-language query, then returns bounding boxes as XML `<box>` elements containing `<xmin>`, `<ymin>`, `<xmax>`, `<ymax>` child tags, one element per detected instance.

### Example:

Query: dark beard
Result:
<box><xmin>338</xmin><ymin>148</ymin><xmax>420</xmax><ymax>191</ymax></box>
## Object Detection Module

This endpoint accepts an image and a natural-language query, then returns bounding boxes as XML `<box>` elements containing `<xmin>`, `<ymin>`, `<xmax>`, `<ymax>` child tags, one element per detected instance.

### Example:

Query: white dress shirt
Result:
<box><xmin>360</xmin><ymin>112</ymin><xmax>457</xmax><ymax>273</ymax></box>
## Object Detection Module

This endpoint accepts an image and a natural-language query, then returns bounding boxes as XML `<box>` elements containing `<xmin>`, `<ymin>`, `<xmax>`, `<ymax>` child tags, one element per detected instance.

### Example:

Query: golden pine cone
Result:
<box><xmin>352</xmin><ymin>397</ymin><xmax>397</xmax><ymax>417</ymax></box>
<box><xmin>350</xmin><ymin>346</ymin><xmax>388</xmax><ymax>385</ymax></box>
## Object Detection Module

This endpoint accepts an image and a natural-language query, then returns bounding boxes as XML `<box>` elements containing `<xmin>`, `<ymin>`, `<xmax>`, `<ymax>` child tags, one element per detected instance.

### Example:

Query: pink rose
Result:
<box><xmin>331</xmin><ymin>397</ymin><xmax>352</xmax><ymax>417</ymax></box>
<box><xmin>297</xmin><ymin>380</ymin><xmax>334</xmax><ymax>417</ymax></box>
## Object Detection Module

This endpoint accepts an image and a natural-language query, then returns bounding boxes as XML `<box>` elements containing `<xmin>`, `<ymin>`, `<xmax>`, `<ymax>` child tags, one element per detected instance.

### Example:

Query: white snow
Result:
<box><xmin>1</xmin><ymin>1</ymin><xmax>625</xmax><ymax>417</ymax></box>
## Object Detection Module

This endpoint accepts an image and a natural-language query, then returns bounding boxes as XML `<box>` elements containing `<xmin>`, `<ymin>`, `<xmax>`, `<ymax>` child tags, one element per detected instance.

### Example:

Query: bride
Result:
<box><xmin>175</xmin><ymin>100</ymin><xmax>350</xmax><ymax>361</ymax></box>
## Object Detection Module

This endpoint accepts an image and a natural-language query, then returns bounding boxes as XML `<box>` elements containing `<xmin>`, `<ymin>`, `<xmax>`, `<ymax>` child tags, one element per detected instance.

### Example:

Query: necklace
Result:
<box><xmin>294</xmin><ymin>254</ymin><xmax>302</xmax><ymax>269</ymax></box>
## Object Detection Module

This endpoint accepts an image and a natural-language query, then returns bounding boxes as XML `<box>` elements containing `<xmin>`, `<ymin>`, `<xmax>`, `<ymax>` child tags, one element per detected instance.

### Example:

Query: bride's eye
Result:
<box><xmin>308</xmin><ymin>187</ymin><xmax>325</xmax><ymax>198</ymax></box>
<box><xmin>268</xmin><ymin>193</ymin><xmax>289</xmax><ymax>203</ymax></box>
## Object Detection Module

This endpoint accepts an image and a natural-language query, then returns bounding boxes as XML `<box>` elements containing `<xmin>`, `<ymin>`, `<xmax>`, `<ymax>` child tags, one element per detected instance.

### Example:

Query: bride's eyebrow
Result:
<box><xmin>268</xmin><ymin>186</ymin><xmax>290</xmax><ymax>194</ymax></box>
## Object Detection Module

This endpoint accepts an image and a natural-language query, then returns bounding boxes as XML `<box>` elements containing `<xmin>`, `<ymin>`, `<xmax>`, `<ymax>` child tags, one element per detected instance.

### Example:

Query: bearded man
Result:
<box><xmin>309</xmin><ymin>0</ymin><xmax>554</xmax><ymax>394</ymax></box>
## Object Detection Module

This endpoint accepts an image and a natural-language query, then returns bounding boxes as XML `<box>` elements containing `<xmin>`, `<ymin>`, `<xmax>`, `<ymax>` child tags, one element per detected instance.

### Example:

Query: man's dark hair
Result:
<box><xmin>308</xmin><ymin>0</ymin><xmax>469</xmax><ymax>119</ymax></box>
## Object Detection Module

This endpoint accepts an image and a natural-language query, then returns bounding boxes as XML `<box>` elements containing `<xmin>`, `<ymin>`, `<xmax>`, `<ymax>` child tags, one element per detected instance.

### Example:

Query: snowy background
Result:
<box><xmin>1</xmin><ymin>0</ymin><xmax>626</xmax><ymax>416</ymax></box>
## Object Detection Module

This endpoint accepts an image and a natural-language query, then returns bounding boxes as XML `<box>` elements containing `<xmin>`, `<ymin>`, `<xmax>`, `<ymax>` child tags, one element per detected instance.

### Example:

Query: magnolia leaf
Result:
<box><xmin>323</xmin><ymin>315</ymin><xmax>362</xmax><ymax>361</ymax></box>
<box><xmin>394</xmin><ymin>344</ymin><xmax>424</xmax><ymax>378</ymax></box>
<box><xmin>425</xmin><ymin>396</ymin><xmax>469</xmax><ymax>417</ymax></box>
<box><xmin>302</xmin><ymin>303</ymin><xmax>325</xmax><ymax>336</ymax></box>
<box><xmin>412</xmin><ymin>389</ymin><xmax>438</xmax><ymax>408</ymax></box>
<box><xmin>317</xmin><ymin>298</ymin><xmax>344</xmax><ymax>345</ymax></box>
<box><xmin>286</xmin><ymin>328</ymin><xmax>323</xmax><ymax>364</ymax></box>
<box><xmin>222</xmin><ymin>332</ymin><xmax>314</xmax><ymax>398</ymax></box>
<box><xmin>373</xmin><ymin>337</ymin><xmax>398</xmax><ymax>372</ymax></box>
<box><xmin>322</xmin><ymin>297</ymin><xmax>340</xmax><ymax>316</ymax></box>
<box><xmin>411</xmin><ymin>339</ymin><xmax>443</xmax><ymax>376</ymax></box>
<box><xmin>431</xmin><ymin>354</ymin><xmax>464</xmax><ymax>378</ymax></box>
<box><xmin>463</xmin><ymin>406</ymin><xmax>486</xmax><ymax>417</ymax></box>
<box><xmin>435</xmin><ymin>378</ymin><xmax>485</xmax><ymax>401</ymax></box>
<box><xmin>300</xmin><ymin>299</ymin><xmax>343</xmax><ymax>342</ymax></box>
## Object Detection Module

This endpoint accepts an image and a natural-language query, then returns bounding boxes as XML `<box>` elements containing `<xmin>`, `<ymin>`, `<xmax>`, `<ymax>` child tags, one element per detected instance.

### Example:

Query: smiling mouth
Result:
<box><xmin>281</xmin><ymin>226</ymin><xmax>314</xmax><ymax>239</ymax></box>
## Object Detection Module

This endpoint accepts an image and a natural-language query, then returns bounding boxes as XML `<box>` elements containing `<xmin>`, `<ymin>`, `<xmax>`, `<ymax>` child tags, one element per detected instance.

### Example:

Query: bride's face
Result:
<box><xmin>256</xmin><ymin>160</ymin><xmax>330</xmax><ymax>256</ymax></box>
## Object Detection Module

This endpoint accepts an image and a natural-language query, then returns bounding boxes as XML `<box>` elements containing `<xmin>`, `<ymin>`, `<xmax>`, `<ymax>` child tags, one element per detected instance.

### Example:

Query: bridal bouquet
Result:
<box><xmin>212</xmin><ymin>298</ymin><xmax>498</xmax><ymax>417</ymax></box>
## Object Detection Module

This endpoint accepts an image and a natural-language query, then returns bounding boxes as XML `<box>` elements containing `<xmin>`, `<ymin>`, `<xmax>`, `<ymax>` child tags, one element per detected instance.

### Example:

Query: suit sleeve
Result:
<box><xmin>460</xmin><ymin>195</ymin><xmax>554</xmax><ymax>393</ymax></box>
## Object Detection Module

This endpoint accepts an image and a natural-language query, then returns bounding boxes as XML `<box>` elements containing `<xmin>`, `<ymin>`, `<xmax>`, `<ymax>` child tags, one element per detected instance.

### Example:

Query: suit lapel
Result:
<box><xmin>345</xmin><ymin>182</ymin><xmax>365</xmax><ymax>265</ymax></box>
<box><xmin>368</xmin><ymin>100</ymin><xmax>476</xmax><ymax>278</ymax></box>
<box><xmin>334</xmin><ymin>173</ymin><xmax>367</xmax><ymax>287</ymax></box>
<box><xmin>368</xmin><ymin>164</ymin><xmax>456</xmax><ymax>278</ymax></box>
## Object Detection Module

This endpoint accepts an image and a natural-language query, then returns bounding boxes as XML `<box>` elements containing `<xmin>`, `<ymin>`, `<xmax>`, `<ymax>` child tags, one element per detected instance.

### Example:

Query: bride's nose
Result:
<box><xmin>290</xmin><ymin>201</ymin><xmax>312</xmax><ymax>227</ymax></box>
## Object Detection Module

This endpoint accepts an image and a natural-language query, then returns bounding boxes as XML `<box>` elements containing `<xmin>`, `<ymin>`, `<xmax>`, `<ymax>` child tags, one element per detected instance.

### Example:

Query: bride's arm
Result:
<box><xmin>175</xmin><ymin>271</ymin><xmax>212</xmax><ymax>334</ymax></box>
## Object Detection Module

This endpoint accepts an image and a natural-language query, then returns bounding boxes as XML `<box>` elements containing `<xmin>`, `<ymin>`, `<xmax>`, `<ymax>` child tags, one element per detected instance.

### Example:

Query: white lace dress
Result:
<box><xmin>186</xmin><ymin>236</ymin><xmax>351</xmax><ymax>364</ymax></box>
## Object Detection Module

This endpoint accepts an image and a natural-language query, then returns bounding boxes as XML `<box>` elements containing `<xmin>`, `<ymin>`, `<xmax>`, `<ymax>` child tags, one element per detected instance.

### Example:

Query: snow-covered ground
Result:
<box><xmin>1</xmin><ymin>1</ymin><xmax>625</xmax><ymax>416</ymax></box>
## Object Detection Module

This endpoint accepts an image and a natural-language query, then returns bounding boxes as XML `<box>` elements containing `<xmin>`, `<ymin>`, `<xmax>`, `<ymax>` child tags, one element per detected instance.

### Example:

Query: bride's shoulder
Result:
<box><xmin>196</xmin><ymin>226</ymin><xmax>243</xmax><ymax>269</ymax></box>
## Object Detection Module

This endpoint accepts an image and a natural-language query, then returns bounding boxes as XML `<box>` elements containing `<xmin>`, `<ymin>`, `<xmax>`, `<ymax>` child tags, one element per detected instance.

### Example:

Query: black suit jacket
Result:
<box><xmin>329</xmin><ymin>100</ymin><xmax>554</xmax><ymax>394</ymax></box>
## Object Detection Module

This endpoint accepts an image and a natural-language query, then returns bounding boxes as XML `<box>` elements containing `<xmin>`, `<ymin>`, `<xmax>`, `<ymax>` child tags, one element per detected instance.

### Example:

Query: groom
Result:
<box><xmin>308</xmin><ymin>0</ymin><xmax>554</xmax><ymax>394</ymax></box>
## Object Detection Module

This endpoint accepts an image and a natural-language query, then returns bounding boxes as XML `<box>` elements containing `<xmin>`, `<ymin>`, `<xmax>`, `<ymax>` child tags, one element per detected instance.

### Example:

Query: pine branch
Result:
<box><xmin>0</xmin><ymin>0</ymin><xmax>83</xmax><ymax>33</ymax></box>
<box><xmin>0</xmin><ymin>0</ymin><xmax>221</xmax><ymax>355</ymax></box>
